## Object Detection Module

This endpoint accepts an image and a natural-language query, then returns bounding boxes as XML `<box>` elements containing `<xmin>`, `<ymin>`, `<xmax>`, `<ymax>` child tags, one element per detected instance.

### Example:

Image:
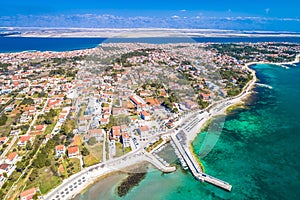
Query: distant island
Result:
<box><xmin>1</xmin><ymin>27</ymin><xmax>300</xmax><ymax>38</ymax></box>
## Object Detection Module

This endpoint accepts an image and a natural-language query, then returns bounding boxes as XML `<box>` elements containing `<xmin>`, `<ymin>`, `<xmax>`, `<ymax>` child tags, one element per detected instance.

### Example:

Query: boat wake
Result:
<box><xmin>281</xmin><ymin>65</ymin><xmax>290</xmax><ymax>69</ymax></box>
<box><xmin>256</xmin><ymin>83</ymin><xmax>273</xmax><ymax>89</ymax></box>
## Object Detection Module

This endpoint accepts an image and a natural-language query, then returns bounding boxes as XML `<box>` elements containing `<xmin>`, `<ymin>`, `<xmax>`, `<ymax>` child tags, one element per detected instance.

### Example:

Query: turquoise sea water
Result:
<box><xmin>76</xmin><ymin>62</ymin><xmax>300</xmax><ymax>200</ymax></box>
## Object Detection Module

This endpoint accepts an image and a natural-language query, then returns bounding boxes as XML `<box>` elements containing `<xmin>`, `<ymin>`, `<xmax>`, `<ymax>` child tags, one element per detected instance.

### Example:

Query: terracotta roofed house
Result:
<box><xmin>111</xmin><ymin>126</ymin><xmax>121</xmax><ymax>140</ymax></box>
<box><xmin>6</xmin><ymin>152</ymin><xmax>18</xmax><ymax>164</ymax></box>
<box><xmin>20</xmin><ymin>188</ymin><xmax>37</xmax><ymax>200</ymax></box>
<box><xmin>55</xmin><ymin>145</ymin><xmax>66</xmax><ymax>158</ymax></box>
<box><xmin>68</xmin><ymin>146</ymin><xmax>79</xmax><ymax>158</ymax></box>
<box><xmin>140</xmin><ymin>111</ymin><xmax>151</xmax><ymax>120</ymax></box>
<box><xmin>138</xmin><ymin>125</ymin><xmax>150</xmax><ymax>141</ymax></box>
<box><xmin>121</xmin><ymin>132</ymin><xmax>131</xmax><ymax>148</ymax></box>
<box><xmin>18</xmin><ymin>135</ymin><xmax>32</xmax><ymax>146</ymax></box>
<box><xmin>0</xmin><ymin>137</ymin><xmax>8</xmax><ymax>144</ymax></box>
<box><xmin>35</xmin><ymin>124</ymin><xmax>46</xmax><ymax>131</ymax></box>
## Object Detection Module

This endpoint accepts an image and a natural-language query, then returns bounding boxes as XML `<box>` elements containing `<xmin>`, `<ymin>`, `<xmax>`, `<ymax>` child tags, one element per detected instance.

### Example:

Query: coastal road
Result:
<box><xmin>43</xmin><ymin>70</ymin><xmax>257</xmax><ymax>200</ymax></box>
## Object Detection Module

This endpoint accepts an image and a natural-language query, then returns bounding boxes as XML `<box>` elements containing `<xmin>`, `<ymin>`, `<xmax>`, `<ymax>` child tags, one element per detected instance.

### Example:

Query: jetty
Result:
<box><xmin>171</xmin><ymin>114</ymin><xmax>232</xmax><ymax>192</ymax></box>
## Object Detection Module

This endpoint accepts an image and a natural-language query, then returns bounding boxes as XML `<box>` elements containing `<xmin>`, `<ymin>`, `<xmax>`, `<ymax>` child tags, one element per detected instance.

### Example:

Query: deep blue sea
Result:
<box><xmin>1</xmin><ymin>36</ymin><xmax>300</xmax><ymax>53</ymax></box>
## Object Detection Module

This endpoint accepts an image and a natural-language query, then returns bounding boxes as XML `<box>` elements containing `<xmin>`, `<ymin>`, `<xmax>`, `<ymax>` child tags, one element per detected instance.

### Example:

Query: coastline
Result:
<box><xmin>186</xmin><ymin>53</ymin><xmax>300</xmax><ymax>172</ymax></box>
<box><xmin>72</xmin><ymin>162</ymin><xmax>150</xmax><ymax>199</ymax></box>
<box><xmin>41</xmin><ymin>51</ymin><xmax>300</xmax><ymax>199</ymax></box>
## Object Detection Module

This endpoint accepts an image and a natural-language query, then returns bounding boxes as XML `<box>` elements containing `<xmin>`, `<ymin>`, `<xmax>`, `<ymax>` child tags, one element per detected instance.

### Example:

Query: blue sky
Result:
<box><xmin>0</xmin><ymin>0</ymin><xmax>300</xmax><ymax>31</ymax></box>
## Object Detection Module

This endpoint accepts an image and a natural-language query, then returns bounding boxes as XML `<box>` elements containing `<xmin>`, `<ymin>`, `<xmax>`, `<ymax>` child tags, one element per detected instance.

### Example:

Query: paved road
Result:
<box><xmin>0</xmin><ymin>135</ymin><xmax>18</xmax><ymax>159</ymax></box>
<box><xmin>43</xmin><ymin>71</ymin><xmax>257</xmax><ymax>200</ymax></box>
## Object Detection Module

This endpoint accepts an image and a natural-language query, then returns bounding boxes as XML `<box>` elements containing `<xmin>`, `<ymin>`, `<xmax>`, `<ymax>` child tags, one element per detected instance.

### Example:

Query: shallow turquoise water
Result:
<box><xmin>76</xmin><ymin>63</ymin><xmax>300</xmax><ymax>200</ymax></box>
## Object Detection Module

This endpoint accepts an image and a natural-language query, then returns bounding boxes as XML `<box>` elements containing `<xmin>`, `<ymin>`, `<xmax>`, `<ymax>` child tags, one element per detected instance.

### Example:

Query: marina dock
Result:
<box><xmin>171</xmin><ymin>125</ymin><xmax>232</xmax><ymax>191</ymax></box>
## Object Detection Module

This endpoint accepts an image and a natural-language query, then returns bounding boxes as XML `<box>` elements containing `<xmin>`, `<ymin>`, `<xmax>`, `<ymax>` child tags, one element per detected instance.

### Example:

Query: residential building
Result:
<box><xmin>111</xmin><ymin>126</ymin><xmax>121</xmax><ymax>140</ymax></box>
<box><xmin>129</xmin><ymin>94</ymin><xmax>147</xmax><ymax>111</ymax></box>
<box><xmin>121</xmin><ymin>132</ymin><xmax>130</xmax><ymax>148</ymax></box>
<box><xmin>140</xmin><ymin>110</ymin><xmax>151</xmax><ymax>120</ymax></box>
<box><xmin>0</xmin><ymin>137</ymin><xmax>8</xmax><ymax>145</ymax></box>
<box><xmin>20</xmin><ymin>188</ymin><xmax>37</xmax><ymax>200</ymax></box>
<box><xmin>138</xmin><ymin>125</ymin><xmax>150</xmax><ymax>140</ymax></box>
<box><xmin>18</xmin><ymin>136</ymin><xmax>32</xmax><ymax>146</ymax></box>
<box><xmin>5</xmin><ymin>152</ymin><xmax>18</xmax><ymax>164</ymax></box>
<box><xmin>68</xmin><ymin>146</ymin><xmax>79</xmax><ymax>158</ymax></box>
<box><xmin>55</xmin><ymin>145</ymin><xmax>65</xmax><ymax>158</ymax></box>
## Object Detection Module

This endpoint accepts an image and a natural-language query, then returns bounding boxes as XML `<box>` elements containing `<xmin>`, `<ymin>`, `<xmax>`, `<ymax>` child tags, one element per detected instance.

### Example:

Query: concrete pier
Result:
<box><xmin>171</xmin><ymin>133</ymin><xmax>232</xmax><ymax>191</ymax></box>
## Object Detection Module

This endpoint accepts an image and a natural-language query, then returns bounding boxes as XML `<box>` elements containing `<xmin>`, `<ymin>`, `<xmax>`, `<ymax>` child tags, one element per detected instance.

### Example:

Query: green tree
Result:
<box><xmin>87</xmin><ymin>137</ymin><xmax>97</xmax><ymax>146</ymax></box>
<box><xmin>29</xmin><ymin>169</ymin><xmax>38</xmax><ymax>182</ymax></box>
<box><xmin>0</xmin><ymin>114</ymin><xmax>8</xmax><ymax>126</ymax></box>
<box><xmin>81</xmin><ymin>147</ymin><xmax>90</xmax><ymax>156</ymax></box>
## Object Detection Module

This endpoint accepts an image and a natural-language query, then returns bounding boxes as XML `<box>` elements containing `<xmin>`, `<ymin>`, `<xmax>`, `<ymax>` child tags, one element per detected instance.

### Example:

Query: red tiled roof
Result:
<box><xmin>7</xmin><ymin>152</ymin><xmax>17</xmax><ymax>161</ymax></box>
<box><xmin>0</xmin><ymin>163</ymin><xmax>9</xmax><ymax>170</ymax></box>
<box><xmin>35</xmin><ymin>125</ymin><xmax>45</xmax><ymax>131</ymax></box>
<box><xmin>68</xmin><ymin>146</ymin><xmax>79</xmax><ymax>155</ymax></box>
<box><xmin>139</xmin><ymin>126</ymin><xmax>149</xmax><ymax>132</ymax></box>
<box><xmin>20</xmin><ymin>188</ymin><xmax>36</xmax><ymax>199</ymax></box>
<box><xmin>140</xmin><ymin>111</ymin><xmax>150</xmax><ymax>116</ymax></box>
<box><xmin>112</xmin><ymin>126</ymin><xmax>121</xmax><ymax>136</ymax></box>
<box><xmin>19</xmin><ymin>136</ymin><xmax>31</xmax><ymax>143</ymax></box>
<box><xmin>122</xmin><ymin>132</ymin><xmax>130</xmax><ymax>139</ymax></box>
<box><xmin>55</xmin><ymin>145</ymin><xmax>65</xmax><ymax>151</ymax></box>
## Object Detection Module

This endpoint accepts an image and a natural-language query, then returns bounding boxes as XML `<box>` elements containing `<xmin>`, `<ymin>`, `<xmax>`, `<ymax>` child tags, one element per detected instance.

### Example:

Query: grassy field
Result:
<box><xmin>84</xmin><ymin>143</ymin><xmax>103</xmax><ymax>166</ymax></box>
<box><xmin>67</xmin><ymin>158</ymin><xmax>81</xmax><ymax>176</ymax></box>
<box><xmin>25</xmin><ymin>167</ymin><xmax>62</xmax><ymax>195</ymax></box>
<box><xmin>0</xmin><ymin>114</ymin><xmax>18</xmax><ymax>136</ymax></box>
<box><xmin>83</xmin><ymin>154</ymin><xmax>99</xmax><ymax>167</ymax></box>
<box><xmin>115</xmin><ymin>142</ymin><xmax>130</xmax><ymax>157</ymax></box>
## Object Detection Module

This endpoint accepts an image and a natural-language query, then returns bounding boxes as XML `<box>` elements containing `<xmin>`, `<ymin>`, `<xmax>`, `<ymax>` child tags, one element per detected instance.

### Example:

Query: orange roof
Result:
<box><xmin>112</xmin><ymin>126</ymin><xmax>120</xmax><ymax>131</ymax></box>
<box><xmin>100</xmin><ymin>118</ymin><xmax>108</xmax><ymax>122</ymax></box>
<box><xmin>122</xmin><ymin>132</ymin><xmax>130</xmax><ymax>139</ymax></box>
<box><xmin>7</xmin><ymin>152</ymin><xmax>17</xmax><ymax>161</ymax></box>
<box><xmin>112</xmin><ymin>126</ymin><xmax>121</xmax><ymax>136</ymax></box>
<box><xmin>20</xmin><ymin>136</ymin><xmax>31</xmax><ymax>143</ymax></box>
<box><xmin>55</xmin><ymin>145</ymin><xmax>65</xmax><ymax>151</ymax></box>
<box><xmin>35</xmin><ymin>125</ymin><xmax>45</xmax><ymax>131</ymax></box>
<box><xmin>129</xmin><ymin>95</ymin><xmax>143</xmax><ymax>106</ymax></box>
<box><xmin>0</xmin><ymin>137</ymin><xmax>7</xmax><ymax>141</ymax></box>
<box><xmin>20</xmin><ymin>188</ymin><xmax>36</xmax><ymax>198</ymax></box>
<box><xmin>58</xmin><ymin>164</ymin><xmax>65</xmax><ymax>173</ymax></box>
<box><xmin>70</xmin><ymin>135</ymin><xmax>81</xmax><ymax>146</ymax></box>
<box><xmin>146</xmin><ymin>97</ymin><xmax>160</xmax><ymax>106</ymax></box>
<box><xmin>68</xmin><ymin>146</ymin><xmax>79</xmax><ymax>154</ymax></box>
<box><xmin>140</xmin><ymin>111</ymin><xmax>150</xmax><ymax>116</ymax></box>
<box><xmin>139</xmin><ymin>126</ymin><xmax>149</xmax><ymax>132</ymax></box>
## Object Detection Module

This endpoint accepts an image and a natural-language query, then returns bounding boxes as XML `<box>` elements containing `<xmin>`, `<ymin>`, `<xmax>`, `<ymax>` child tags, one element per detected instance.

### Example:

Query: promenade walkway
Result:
<box><xmin>44</xmin><ymin>150</ymin><xmax>175</xmax><ymax>200</ymax></box>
